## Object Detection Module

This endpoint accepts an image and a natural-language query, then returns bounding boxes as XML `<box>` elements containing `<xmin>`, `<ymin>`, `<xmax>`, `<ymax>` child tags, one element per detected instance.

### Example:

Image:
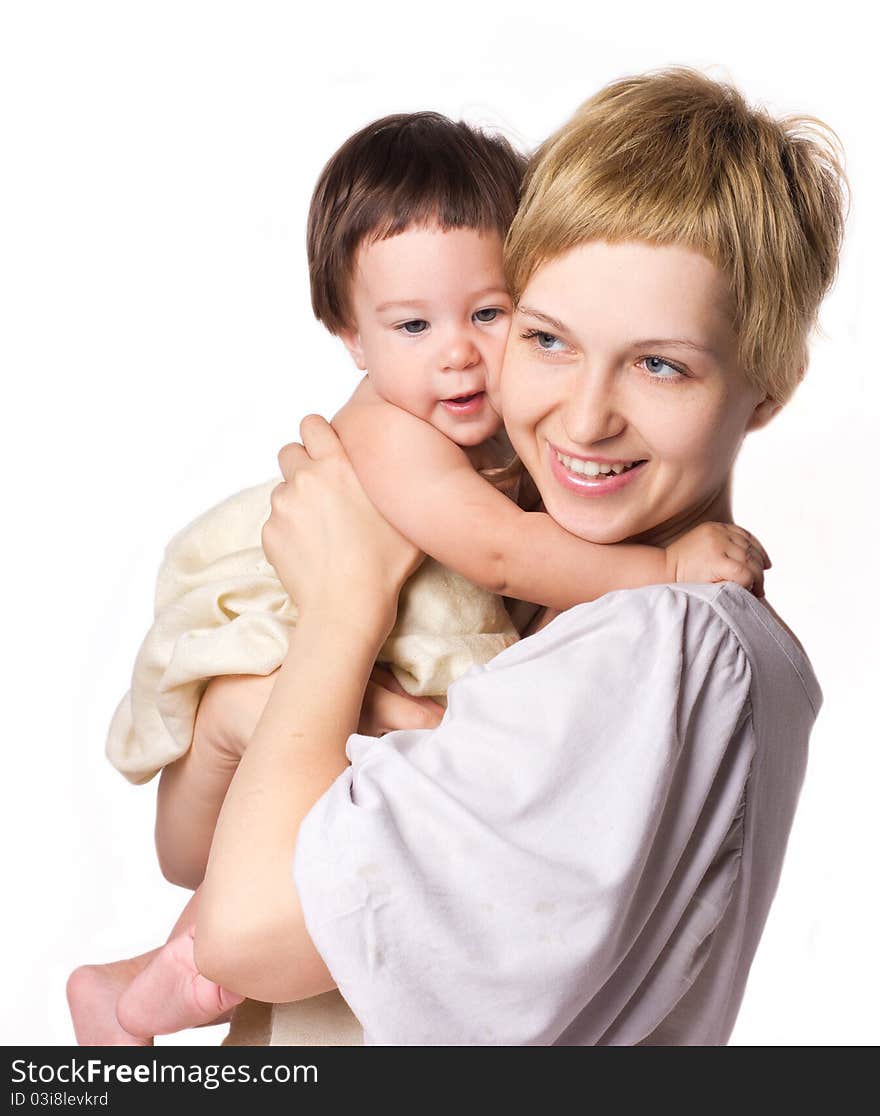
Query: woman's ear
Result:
<box><xmin>338</xmin><ymin>328</ymin><xmax>366</xmax><ymax>371</ymax></box>
<box><xmin>748</xmin><ymin>365</ymin><xmax>804</xmax><ymax>431</ymax></box>
<box><xmin>746</xmin><ymin>393</ymin><xmax>785</xmax><ymax>433</ymax></box>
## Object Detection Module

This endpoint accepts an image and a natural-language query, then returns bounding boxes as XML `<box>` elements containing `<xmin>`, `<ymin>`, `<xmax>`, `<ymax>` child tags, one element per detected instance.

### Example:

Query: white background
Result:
<box><xmin>1</xmin><ymin>1</ymin><xmax>876</xmax><ymax>1046</ymax></box>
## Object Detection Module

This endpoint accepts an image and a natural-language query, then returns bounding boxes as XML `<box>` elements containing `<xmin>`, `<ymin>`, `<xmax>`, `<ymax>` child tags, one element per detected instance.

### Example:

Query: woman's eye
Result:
<box><xmin>642</xmin><ymin>356</ymin><xmax>683</xmax><ymax>380</ymax></box>
<box><xmin>474</xmin><ymin>307</ymin><xmax>501</xmax><ymax>323</ymax></box>
<box><xmin>401</xmin><ymin>320</ymin><xmax>428</xmax><ymax>334</ymax></box>
<box><xmin>520</xmin><ymin>328</ymin><xmax>565</xmax><ymax>353</ymax></box>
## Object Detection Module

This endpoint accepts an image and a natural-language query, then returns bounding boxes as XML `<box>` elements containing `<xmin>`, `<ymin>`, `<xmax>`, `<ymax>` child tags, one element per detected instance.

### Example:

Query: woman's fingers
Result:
<box><xmin>277</xmin><ymin>440</ymin><xmax>309</xmax><ymax>480</ymax></box>
<box><xmin>299</xmin><ymin>414</ymin><xmax>344</xmax><ymax>459</ymax></box>
<box><xmin>276</xmin><ymin>416</ymin><xmax>338</xmax><ymax>481</ymax></box>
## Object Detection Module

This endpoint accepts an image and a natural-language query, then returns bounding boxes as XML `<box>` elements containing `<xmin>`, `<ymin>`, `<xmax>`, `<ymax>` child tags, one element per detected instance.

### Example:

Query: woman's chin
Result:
<box><xmin>542</xmin><ymin>495</ymin><xmax>637</xmax><ymax>546</ymax></box>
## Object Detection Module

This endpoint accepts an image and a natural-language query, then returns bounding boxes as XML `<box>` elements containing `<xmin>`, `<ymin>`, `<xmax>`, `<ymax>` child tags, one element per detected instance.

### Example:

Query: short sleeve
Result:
<box><xmin>292</xmin><ymin>586</ymin><xmax>755</xmax><ymax>1045</ymax></box>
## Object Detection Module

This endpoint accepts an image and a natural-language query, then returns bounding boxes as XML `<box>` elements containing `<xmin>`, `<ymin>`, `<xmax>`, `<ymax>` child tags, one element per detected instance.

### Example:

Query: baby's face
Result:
<box><xmin>339</xmin><ymin>223</ymin><xmax>511</xmax><ymax>447</ymax></box>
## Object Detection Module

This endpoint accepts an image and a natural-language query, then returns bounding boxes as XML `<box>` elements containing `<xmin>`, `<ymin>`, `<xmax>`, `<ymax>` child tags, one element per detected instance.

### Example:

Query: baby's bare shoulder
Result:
<box><xmin>332</xmin><ymin>378</ymin><xmax>412</xmax><ymax>443</ymax></box>
<box><xmin>332</xmin><ymin>380</ymin><xmax>464</xmax><ymax>471</ymax></box>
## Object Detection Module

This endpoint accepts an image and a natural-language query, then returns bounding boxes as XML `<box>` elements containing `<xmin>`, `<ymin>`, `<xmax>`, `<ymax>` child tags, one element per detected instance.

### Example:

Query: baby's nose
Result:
<box><xmin>442</xmin><ymin>335</ymin><xmax>480</xmax><ymax>370</ymax></box>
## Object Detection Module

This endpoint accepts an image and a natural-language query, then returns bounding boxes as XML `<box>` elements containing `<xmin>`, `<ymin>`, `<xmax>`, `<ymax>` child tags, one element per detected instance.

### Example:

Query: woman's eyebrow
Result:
<box><xmin>516</xmin><ymin>305</ymin><xmax>571</xmax><ymax>333</ymax></box>
<box><xmin>518</xmin><ymin>306</ymin><xmax>716</xmax><ymax>357</ymax></box>
<box><xmin>630</xmin><ymin>338</ymin><xmax>717</xmax><ymax>357</ymax></box>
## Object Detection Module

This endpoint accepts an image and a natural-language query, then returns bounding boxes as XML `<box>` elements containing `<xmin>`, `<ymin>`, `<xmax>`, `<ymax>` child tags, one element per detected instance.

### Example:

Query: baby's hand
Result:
<box><xmin>664</xmin><ymin>523</ymin><xmax>771</xmax><ymax>596</ymax></box>
<box><xmin>358</xmin><ymin>665</ymin><xmax>445</xmax><ymax>737</ymax></box>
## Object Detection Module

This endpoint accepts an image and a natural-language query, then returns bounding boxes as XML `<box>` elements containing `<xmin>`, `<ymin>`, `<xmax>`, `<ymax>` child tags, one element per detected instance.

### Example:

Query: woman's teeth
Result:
<box><xmin>555</xmin><ymin>450</ymin><xmax>637</xmax><ymax>476</ymax></box>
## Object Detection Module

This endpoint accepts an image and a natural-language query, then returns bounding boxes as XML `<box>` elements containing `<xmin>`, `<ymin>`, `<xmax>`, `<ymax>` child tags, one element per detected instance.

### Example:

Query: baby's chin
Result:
<box><xmin>484</xmin><ymin>382</ymin><xmax>503</xmax><ymax>416</ymax></box>
<box><xmin>447</xmin><ymin>416</ymin><xmax>505</xmax><ymax>448</ymax></box>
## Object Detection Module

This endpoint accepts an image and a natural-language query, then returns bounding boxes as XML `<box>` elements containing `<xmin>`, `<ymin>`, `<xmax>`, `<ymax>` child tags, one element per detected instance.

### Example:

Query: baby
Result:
<box><xmin>67</xmin><ymin>111</ymin><xmax>769</xmax><ymax>1045</ymax></box>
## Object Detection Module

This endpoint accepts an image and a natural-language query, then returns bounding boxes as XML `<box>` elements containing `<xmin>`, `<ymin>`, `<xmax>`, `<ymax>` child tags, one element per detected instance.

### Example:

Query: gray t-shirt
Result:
<box><xmin>292</xmin><ymin>582</ymin><xmax>821</xmax><ymax>1045</ymax></box>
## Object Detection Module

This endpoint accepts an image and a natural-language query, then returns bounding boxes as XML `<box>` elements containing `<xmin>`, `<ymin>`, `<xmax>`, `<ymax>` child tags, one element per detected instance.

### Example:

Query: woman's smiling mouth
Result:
<box><xmin>548</xmin><ymin>441</ymin><xmax>647</xmax><ymax>495</ymax></box>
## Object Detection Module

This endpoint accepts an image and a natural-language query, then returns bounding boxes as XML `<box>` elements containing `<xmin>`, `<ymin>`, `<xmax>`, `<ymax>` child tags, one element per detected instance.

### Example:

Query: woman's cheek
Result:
<box><xmin>502</xmin><ymin>386</ymin><xmax>542</xmax><ymax>456</ymax></box>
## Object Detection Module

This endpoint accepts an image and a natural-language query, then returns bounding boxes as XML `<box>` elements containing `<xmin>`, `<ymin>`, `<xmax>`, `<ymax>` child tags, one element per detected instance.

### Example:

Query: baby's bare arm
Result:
<box><xmin>332</xmin><ymin>385</ymin><xmax>668</xmax><ymax>609</ymax></box>
<box><xmin>154</xmin><ymin>665</ymin><xmax>443</xmax><ymax>888</ymax></box>
<box><xmin>155</xmin><ymin>672</ymin><xmax>279</xmax><ymax>889</ymax></box>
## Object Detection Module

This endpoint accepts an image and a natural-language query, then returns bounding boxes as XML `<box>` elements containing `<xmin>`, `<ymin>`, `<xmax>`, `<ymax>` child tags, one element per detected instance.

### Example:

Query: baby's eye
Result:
<box><xmin>401</xmin><ymin>319</ymin><xmax>429</xmax><ymax>334</ymax></box>
<box><xmin>642</xmin><ymin>356</ymin><xmax>684</xmax><ymax>380</ymax></box>
<box><xmin>474</xmin><ymin>307</ymin><xmax>502</xmax><ymax>323</ymax></box>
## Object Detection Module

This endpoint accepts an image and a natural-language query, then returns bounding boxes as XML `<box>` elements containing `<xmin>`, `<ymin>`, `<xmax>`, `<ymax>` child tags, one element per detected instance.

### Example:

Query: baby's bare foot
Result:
<box><xmin>67</xmin><ymin>957</ymin><xmax>156</xmax><ymax>1046</ymax></box>
<box><xmin>116</xmin><ymin>929</ymin><xmax>244</xmax><ymax>1038</ymax></box>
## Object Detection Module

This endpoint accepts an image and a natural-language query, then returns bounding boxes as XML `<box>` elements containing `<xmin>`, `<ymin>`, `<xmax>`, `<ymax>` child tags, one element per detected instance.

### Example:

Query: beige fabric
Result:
<box><xmin>105</xmin><ymin>475</ymin><xmax>521</xmax><ymax>1044</ymax></box>
<box><xmin>222</xmin><ymin>996</ymin><xmax>364</xmax><ymax>1047</ymax></box>
<box><xmin>106</xmin><ymin>477</ymin><xmax>519</xmax><ymax>785</ymax></box>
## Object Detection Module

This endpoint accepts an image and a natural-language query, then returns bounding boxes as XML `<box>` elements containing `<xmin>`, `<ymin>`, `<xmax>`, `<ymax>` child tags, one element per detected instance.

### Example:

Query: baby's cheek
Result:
<box><xmin>485</xmin><ymin>351</ymin><xmax>507</xmax><ymax>412</ymax></box>
<box><xmin>489</xmin><ymin>330</ymin><xmax>510</xmax><ymax>376</ymax></box>
<box><xmin>486</xmin><ymin>379</ymin><xmax>503</xmax><ymax>417</ymax></box>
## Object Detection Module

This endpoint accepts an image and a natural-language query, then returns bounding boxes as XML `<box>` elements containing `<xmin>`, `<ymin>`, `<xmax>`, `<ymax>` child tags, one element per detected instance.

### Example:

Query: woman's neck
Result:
<box><xmin>520</xmin><ymin>475</ymin><xmax>736</xmax><ymax>638</ymax></box>
<box><xmin>627</xmin><ymin>476</ymin><xmax>734</xmax><ymax>550</ymax></box>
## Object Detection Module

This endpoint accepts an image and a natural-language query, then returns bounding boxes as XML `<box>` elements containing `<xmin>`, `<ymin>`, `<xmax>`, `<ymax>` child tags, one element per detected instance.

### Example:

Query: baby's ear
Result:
<box><xmin>338</xmin><ymin>328</ymin><xmax>366</xmax><ymax>371</ymax></box>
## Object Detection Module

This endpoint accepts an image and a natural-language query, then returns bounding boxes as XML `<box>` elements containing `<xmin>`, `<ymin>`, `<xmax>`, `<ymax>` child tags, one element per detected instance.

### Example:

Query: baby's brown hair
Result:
<box><xmin>505</xmin><ymin>68</ymin><xmax>849</xmax><ymax>405</ymax></box>
<box><xmin>307</xmin><ymin>112</ymin><xmax>525</xmax><ymax>336</ymax></box>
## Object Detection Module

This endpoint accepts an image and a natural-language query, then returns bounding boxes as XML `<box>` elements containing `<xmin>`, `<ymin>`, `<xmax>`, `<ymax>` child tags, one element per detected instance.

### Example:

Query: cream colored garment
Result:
<box><xmin>106</xmin><ymin>477</ymin><xmax>518</xmax><ymax>785</ymax></box>
<box><xmin>105</xmin><ymin>475</ymin><xmax>520</xmax><ymax>1045</ymax></box>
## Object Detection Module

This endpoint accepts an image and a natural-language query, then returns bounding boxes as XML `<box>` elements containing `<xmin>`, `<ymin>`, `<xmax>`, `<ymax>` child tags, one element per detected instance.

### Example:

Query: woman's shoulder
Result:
<box><xmin>492</xmin><ymin>583</ymin><xmax>821</xmax><ymax>714</ymax></box>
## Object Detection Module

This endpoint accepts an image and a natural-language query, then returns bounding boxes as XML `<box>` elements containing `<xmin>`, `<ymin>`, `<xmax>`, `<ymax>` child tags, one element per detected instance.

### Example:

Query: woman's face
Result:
<box><xmin>498</xmin><ymin>240</ymin><xmax>778</xmax><ymax>548</ymax></box>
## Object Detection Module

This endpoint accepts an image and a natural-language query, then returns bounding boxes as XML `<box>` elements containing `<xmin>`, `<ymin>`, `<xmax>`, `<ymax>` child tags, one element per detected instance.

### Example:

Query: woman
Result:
<box><xmin>195</xmin><ymin>69</ymin><xmax>845</xmax><ymax>1045</ymax></box>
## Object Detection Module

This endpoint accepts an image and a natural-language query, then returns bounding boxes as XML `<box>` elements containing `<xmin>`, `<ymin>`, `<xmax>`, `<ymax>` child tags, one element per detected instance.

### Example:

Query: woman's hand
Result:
<box><xmin>197</xmin><ymin>423</ymin><xmax>434</xmax><ymax>1000</ymax></box>
<box><xmin>262</xmin><ymin>415</ymin><xmax>425</xmax><ymax>643</ymax></box>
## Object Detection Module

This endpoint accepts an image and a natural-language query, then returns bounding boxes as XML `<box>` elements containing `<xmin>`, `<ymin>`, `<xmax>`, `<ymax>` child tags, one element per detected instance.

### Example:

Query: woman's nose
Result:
<box><xmin>561</xmin><ymin>369</ymin><xmax>626</xmax><ymax>446</ymax></box>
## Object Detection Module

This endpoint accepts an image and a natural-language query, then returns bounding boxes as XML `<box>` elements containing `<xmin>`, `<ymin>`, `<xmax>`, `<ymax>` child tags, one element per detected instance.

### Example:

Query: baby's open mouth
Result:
<box><xmin>440</xmin><ymin>391</ymin><xmax>485</xmax><ymax>413</ymax></box>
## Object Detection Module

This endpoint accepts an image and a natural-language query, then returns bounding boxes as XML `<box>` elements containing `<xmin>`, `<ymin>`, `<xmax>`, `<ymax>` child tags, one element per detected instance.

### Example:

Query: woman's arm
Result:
<box><xmin>194</xmin><ymin>608</ymin><xmax>387</xmax><ymax>1001</ymax></box>
<box><xmin>332</xmin><ymin>383</ymin><xmax>764</xmax><ymax>607</ymax></box>
<box><xmin>195</xmin><ymin>417</ymin><xmax>422</xmax><ymax>1001</ymax></box>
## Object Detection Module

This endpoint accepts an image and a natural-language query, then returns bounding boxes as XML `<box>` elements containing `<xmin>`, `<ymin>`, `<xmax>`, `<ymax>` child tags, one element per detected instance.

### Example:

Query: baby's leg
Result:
<box><xmin>69</xmin><ymin>891</ymin><xmax>245</xmax><ymax>1045</ymax></box>
<box><xmin>67</xmin><ymin>947</ymin><xmax>160</xmax><ymax>1046</ymax></box>
<box><xmin>155</xmin><ymin>672</ymin><xmax>280</xmax><ymax>889</ymax></box>
<box><xmin>66</xmin><ymin>890</ymin><xmax>203</xmax><ymax>1046</ymax></box>
<box><xmin>114</xmin><ymin>923</ymin><xmax>243</xmax><ymax>1039</ymax></box>
<box><xmin>67</xmin><ymin>861</ymin><xmax>245</xmax><ymax>1045</ymax></box>
<box><xmin>69</xmin><ymin>677</ymin><xmax>277</xmax><ymax>1045</ymax></box>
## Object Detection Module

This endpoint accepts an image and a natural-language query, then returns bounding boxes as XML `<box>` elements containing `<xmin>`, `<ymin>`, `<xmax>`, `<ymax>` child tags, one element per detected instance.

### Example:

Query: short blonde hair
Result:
<box><xmin>505</xmin><ymin>68</ymin><xmax>849</xmax><ymax>404</ymax></box>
